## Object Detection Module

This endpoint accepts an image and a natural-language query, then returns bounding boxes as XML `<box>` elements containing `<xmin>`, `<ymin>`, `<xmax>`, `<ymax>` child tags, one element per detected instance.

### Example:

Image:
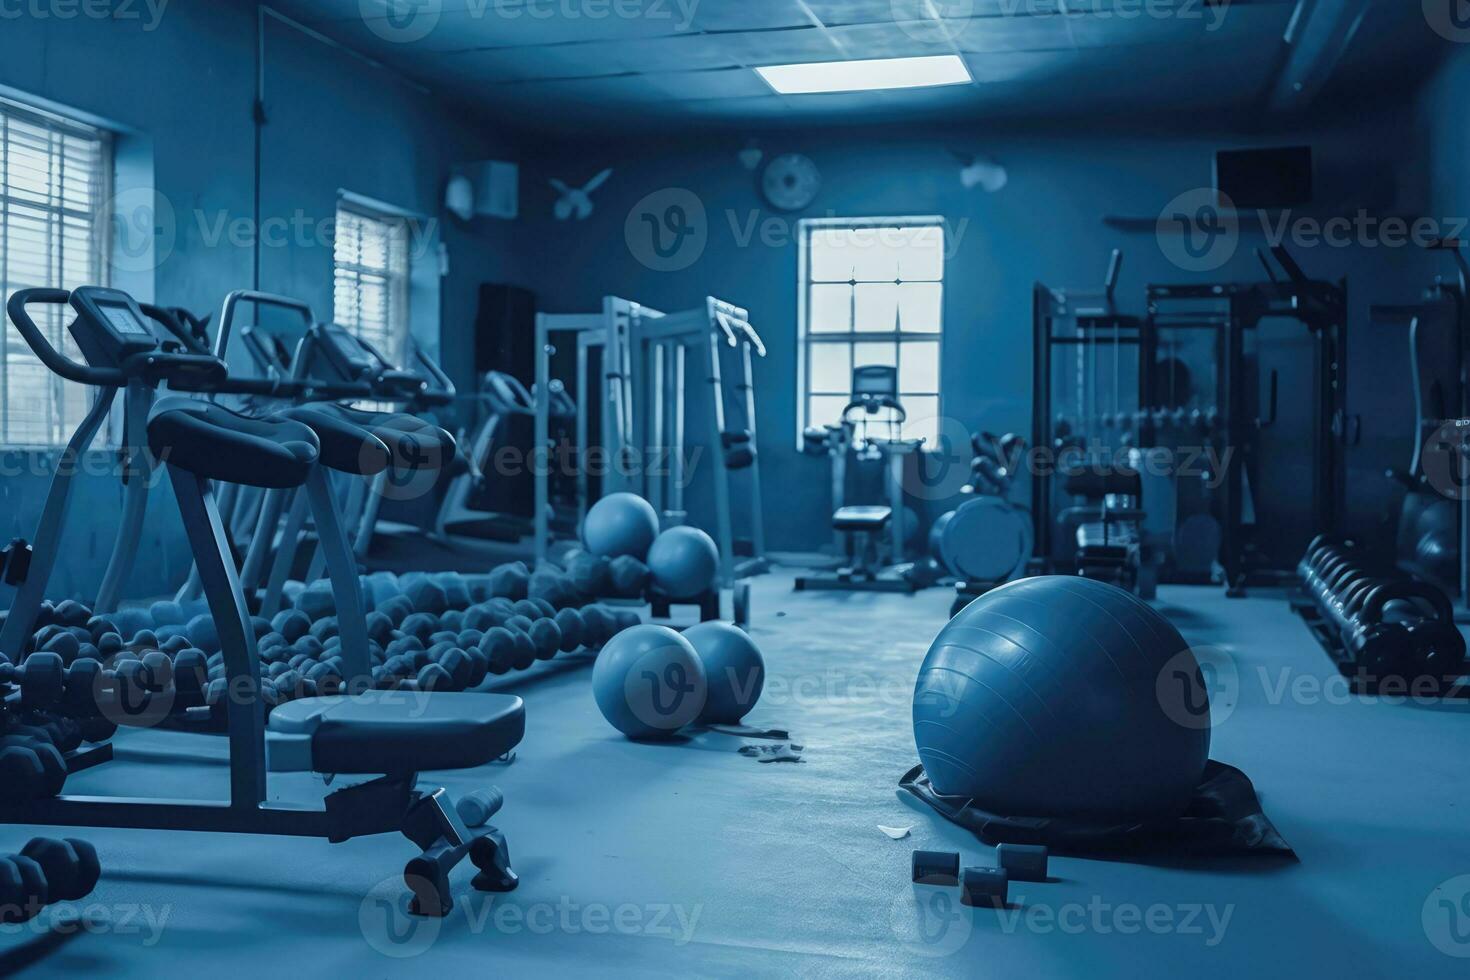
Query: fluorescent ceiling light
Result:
<box><xmin>756</xmin><ymin>55</ymin><xmax>972</xmax><ymax>95</ymax></box>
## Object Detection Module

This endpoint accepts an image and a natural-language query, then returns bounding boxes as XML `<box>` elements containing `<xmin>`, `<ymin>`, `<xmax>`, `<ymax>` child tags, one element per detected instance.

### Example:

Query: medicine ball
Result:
<box><xmin>912</xmin><ymin>576</ymin><xmax>1210</xmax><ymax>820</ymax></box>
<box><xmin>646</xmin><ymin>526</ymin><xmax>720</xmax><ymax>599</ymax></box>
<box><xmin>583</xmin><ymin>492</ymin><xmax>660</xmax><ymax>560</ymax></box>
<box><xmin>683</xmin><ymin>622</ymin><xmax>764</xmax><ymax>724</ymax></box>
<box><xmin>592</xmin><ymin>625</ymin><xmax>707</xmax><ymax>739</ymax></box>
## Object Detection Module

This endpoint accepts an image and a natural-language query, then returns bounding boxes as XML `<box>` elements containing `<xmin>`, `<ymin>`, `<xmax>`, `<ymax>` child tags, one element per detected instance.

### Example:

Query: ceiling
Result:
<box><xmin>268</xmin><ymin>0</ymin><xmax>1447</xmax><ymax>135</ymax></box>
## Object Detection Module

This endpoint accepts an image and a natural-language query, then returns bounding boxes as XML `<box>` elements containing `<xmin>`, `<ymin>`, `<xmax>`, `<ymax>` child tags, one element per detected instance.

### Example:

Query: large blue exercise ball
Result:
<box><xmin>592</xmin><ymin>625</ymin><xmax>707</xmax><ymax>739</ymax></box>
<box><xmin>583</xmin><ymin>492</ymin><xmax>660</xmax><ymax>560</ymax></box>
<box><xmin>646</xmin><ymin>526</ymin><xmax>720</xmax><ymax>599</ymax></box>
<box><xmin>912</xmin><ymin>576</ymin><xmax>1210</xmax><ymax>820</ymax></box>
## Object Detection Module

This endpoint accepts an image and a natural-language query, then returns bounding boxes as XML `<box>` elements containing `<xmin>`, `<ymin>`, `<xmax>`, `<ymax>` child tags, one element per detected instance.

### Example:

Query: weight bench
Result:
<box><xmin>795</xmin><ymin>505</ymin><xmax>915</xmax><ymax>593</ymax></box>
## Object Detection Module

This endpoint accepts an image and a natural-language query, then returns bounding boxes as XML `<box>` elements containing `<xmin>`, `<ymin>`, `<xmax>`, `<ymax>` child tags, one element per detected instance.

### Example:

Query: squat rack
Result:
<box><xmin>532</xmin><ymin>296</ymin><xmax>769</xmax><ymax>585</ymax></box>
<box><xmin>1145</xmin><ymin>245</ymin><xmax>1348</xmax><ymax>595</ymax></box>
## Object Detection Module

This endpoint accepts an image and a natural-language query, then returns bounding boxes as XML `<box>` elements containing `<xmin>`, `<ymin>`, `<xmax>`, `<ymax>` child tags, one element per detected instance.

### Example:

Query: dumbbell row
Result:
<box><xmin>3</xmin><ymin>601</ymin><xmax>639</xmax><ymax>729</ymax></box>
<box><xmin>1297</xmin><ymin>535</ymin><xmax>1466</xmax><ymax>681</ymax></box>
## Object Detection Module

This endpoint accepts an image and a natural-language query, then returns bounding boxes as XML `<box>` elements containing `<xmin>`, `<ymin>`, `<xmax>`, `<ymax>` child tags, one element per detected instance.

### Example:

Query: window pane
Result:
<box><xmin>809</xmin><ymin>283</ymin><xmax>851</xmax><ymax>333</ymax></box>
<box><xmin>902</xmin><ymin>396</ymin><xmax>940</xmax><ymax>447</ymax></box>
<box><xmin>808</xmin><ymin>395</ymin><xmax>850</xmax><ymax>430</ymax></box>
<box><xmin>853</xmin><ymin>341</ymin><xmax>896</xmax><ymax>369</ymax></box>
<box><xmin>808</xmin><ymin>343</ymin><xmax>850</xmax><ymax>393</ymax></box>
<box><xmin>899</xmin><ymin>342</ymin><xmax>940</xmax><ymax>393</ymax></box>
<box><xmin>810</xmin><ymin>228</ymin><xmax>859</xmax><ymax>282</ymax></box>
<box><xmin>898</xmin><ymin>282</ymin><xmax>942</xmax><ymax>333</ymax></box>
<box><xmin>896</xmin><ymin>225</ymin><xmax>944</xmax><ymax>281</ymax></box>
<box><xmin>848</xmin><ymin>228</ymin><xmax>901</xmax><ymax>282</ymax></box>
<box><xmin>854</xmin><ymin>283</ymin><xmax>899</xmax><ymax>333</ymax></box>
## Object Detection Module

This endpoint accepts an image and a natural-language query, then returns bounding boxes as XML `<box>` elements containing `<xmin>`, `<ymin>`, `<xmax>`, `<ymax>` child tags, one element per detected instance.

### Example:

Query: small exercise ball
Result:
<box><xmin>912</xmin><ymin>576</ymin><xmax>1210</xmax><ymax>820</ymax></box>
<box><xmin>583</xmin><ymin>493</ymin><xmax>660</xmax><ymax>560</ymax></box>
<box><xmin>592</xmin><ymin>625</ymin><xmax>707</xmax><ymax>739</ymax></box>
<box><xmin>647</xmin><ymin>526</ymin><xmax>719</xmax><ymax>599</ymax></box>
<box><xmin>683</xmin><ymin>622</ymin><xmax>764</xmax><ymax>724</ymax></box>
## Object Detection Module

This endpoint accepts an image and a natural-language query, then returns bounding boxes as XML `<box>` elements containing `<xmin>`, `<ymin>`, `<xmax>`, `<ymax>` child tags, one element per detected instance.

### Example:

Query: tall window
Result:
<box><xmin>798</xmin><ymin>218</ymin><xmax>944</xmax><ymax>448</ymax></box>
<box><xmin>0</xmin><ymin>96</ymin><xmax>110</xmax><ymax>446</ymax></box>
<box><xmin>333</xmin><ymin>204</ymin><xmax>410</xmax><ymax>366</ymax></box>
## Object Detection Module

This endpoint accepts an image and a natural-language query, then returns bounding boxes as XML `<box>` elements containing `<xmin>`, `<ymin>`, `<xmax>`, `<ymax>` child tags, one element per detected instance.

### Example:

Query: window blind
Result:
<box><xmin>0</xmin><ymin>97</ymin><xmax>110</xmax><ymax>446</ymax></box>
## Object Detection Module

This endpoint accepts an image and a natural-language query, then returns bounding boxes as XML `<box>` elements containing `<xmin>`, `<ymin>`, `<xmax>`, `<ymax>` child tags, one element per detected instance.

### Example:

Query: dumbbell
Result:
<box><xmin>0</xmin><ymin>853</ymin><xmax>48</xmax><ymax>923</ymax></box>
<box><xmin>19</xmin><ymin>838</ymin><xmax>100</xmax><ymax>903</ymax></box>
<box><xmin>0</xmin><ymin>730</ymin><xmax>67</xmax><ymax>802</ymax></box>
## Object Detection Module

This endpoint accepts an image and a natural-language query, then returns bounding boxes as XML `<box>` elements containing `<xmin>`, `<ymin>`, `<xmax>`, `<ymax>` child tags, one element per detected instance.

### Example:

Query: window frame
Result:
<box><xmin>0</xmin><ymin>94</ymin><xmax>112</xmax><ymax>449</ymax></box>
<box><xmin>795</xmin><ymin>215</ymin><xmax>946</xmax><ymax>450</ymax></box>
<box><xmin>332</xmin><ymin>198</ymin><xmax>412</xmax><ymax>369</ymax></box>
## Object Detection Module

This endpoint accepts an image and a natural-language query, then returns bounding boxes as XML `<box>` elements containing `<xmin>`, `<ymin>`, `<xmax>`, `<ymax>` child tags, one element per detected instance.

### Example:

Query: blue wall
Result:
<box><xmin>0</xmin><ymin>0</ymin><xmax>525</xmax><ymax>605</ymax></box>
<box><xmin>514</xmin><ymin>118</ymin><xmax>1442</xmax><ymax>552</ymax></box>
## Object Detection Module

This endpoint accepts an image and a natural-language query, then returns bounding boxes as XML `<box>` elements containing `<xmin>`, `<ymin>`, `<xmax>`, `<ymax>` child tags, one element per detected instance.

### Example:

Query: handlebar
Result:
<box><xmin>216</xmin><ymin>290</ymin><xmax>315</xmax><ymax>359</ymax></box>
<box><xmin>6</xmin><ymin>288</ymin><xmax>127</xmax><ymax>387</ymax></box>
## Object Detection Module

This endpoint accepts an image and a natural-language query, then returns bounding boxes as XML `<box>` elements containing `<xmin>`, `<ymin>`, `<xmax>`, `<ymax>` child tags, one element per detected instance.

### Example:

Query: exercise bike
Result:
<box><xmin>795</xmin><ymin>365</ymin><xmax>923</xmax><ymax>593</ymax></box>
<box><xmin>0</xmin><ymin>286</ymin><xmax>521</xmax><ymax>917</ymax></box>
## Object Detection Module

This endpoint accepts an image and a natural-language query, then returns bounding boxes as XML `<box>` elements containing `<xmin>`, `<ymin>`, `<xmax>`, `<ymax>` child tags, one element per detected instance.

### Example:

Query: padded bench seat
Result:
<box><xmin>266</xmin><ymin>692</ymin><xmax>525</xmax><ymax>774</ymax></box>
<box><xmin>833</xmin><ymin>505</ymin><xmax>892</xmax><ymax>532</ymax></box>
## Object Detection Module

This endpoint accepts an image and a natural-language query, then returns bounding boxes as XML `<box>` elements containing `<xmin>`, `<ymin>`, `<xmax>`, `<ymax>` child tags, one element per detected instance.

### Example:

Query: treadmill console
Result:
<box><xmin>68</xmin><ymin>287</ymin><xmax>163</xmax><ymax>367</ymax></box>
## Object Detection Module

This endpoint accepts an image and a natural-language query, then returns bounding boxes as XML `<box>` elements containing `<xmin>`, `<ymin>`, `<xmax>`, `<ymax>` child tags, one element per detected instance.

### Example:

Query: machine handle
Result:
<box><xmin>410</xmin><ymin>341</ymin><xmax>457</xmax><ymax>400</ymax></box>
<box><xmin>140</xmin><ymin>303</ymin><xmax>211</xmax><ymax>355</ymax></box>
<box><xmin>215</xmin><ymin>289</ymin><xmax>315</xmax><ymax>359</ymax></box>
<box><xmin>6</xmin><ymin>288</ymin><xmax>126</xmax><ymax>386</ymax></box>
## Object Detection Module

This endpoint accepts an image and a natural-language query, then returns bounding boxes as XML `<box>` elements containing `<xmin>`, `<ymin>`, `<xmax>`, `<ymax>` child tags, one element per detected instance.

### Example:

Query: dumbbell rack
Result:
<box><xmin>1293</xmin><ymin>536</ymin><xmax>1469</xmax><ymax>699</ymax></box>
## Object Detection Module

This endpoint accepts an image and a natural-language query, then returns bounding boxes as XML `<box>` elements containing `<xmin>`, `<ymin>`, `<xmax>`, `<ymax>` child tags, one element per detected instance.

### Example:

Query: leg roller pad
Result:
<box><xmin>996</xmin><ymin>843</ymin><xmax>1049</xmax><ymax>882</ymax></box>
<box><xmin>960</xmin><ymin>867</ymin><xmax>1009</xmax><ymax>908</ymax></box>
<box><xmin>911</xmin><ymin>849</ymin><xmax>960</xmax><ymax>885</ymax></box>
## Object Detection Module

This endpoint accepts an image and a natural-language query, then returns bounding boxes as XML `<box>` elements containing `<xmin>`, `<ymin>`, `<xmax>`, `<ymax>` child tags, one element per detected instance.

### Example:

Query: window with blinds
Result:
<box><xmin>333</xmin><ymin>205</ymin><xmax>410</xmax><ymax>368</ymax></box>
<box><xmin>0</xmin><ymin>96</ymin><xmax>111</xmax><ymax>447</ymax></box>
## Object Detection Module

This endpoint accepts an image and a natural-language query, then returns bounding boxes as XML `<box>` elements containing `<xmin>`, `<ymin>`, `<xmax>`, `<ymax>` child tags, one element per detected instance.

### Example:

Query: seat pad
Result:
<box><xmin>834</xmin><ymin>505</ymin><xmax>893</xmax><ymax>531</ymax></box>
<box><xmin>281</xmin><ymin>405</ymin><xmax>391</xmax><ymax>475</ymax></box>
<box><xmin>147</xmin><ymin>396</ymin><xmax>319</xmax><ymax>488</ymax></box>
<box><xmin>267</xmin><ymin>692</ymin><xmax>525</xmax><ymax>774</ymax></box>
<box><xmin>317</xmin><ymin>404</ymin><xmax>457</xmax><ymax>474</ymax></box>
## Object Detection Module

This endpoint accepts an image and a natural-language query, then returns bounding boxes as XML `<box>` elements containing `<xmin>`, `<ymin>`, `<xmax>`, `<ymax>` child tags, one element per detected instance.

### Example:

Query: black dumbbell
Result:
<box><xmin>20</xmin><ymin>838</ymin><xmax>100</xmax><ymax>903</ymax></box>
<box><xmin>0</xmin><ymin>854</ymin><xmax>48</xmax><ymax>923</ymax></box>
<box><xmin>0</xmin><ymin>733</ymin><xmax>67</xmax><ymax>802</ymax></box>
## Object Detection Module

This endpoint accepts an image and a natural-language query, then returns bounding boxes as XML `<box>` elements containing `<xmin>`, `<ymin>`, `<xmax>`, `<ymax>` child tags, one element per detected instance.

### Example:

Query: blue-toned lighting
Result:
<box><xmin>755</xmin><ymin>55</ymin><xmax>972</xmax><ymax>95</ymax></box>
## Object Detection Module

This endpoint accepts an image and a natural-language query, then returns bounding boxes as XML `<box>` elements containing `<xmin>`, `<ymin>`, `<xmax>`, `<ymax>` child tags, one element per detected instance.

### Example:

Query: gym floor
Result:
<box><xmin>3</xmin><ymin>571</ymin><xmax>1464</xmax><ymax>978</ymax></box>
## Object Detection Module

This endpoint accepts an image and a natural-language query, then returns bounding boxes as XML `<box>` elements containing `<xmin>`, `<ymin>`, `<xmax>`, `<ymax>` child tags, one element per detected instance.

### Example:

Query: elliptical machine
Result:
<box><xmin>795</xmin><ymin>365</ymin><xmax>923</xmax><ymax>593</ymax></box>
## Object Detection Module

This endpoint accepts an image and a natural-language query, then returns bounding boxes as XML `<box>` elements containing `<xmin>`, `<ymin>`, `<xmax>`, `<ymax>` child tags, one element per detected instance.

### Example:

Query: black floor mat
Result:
<box><xmin>899</xmin><ymin>760</ymin><xmax>1297</xmax><ymax>861</ymax></box>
